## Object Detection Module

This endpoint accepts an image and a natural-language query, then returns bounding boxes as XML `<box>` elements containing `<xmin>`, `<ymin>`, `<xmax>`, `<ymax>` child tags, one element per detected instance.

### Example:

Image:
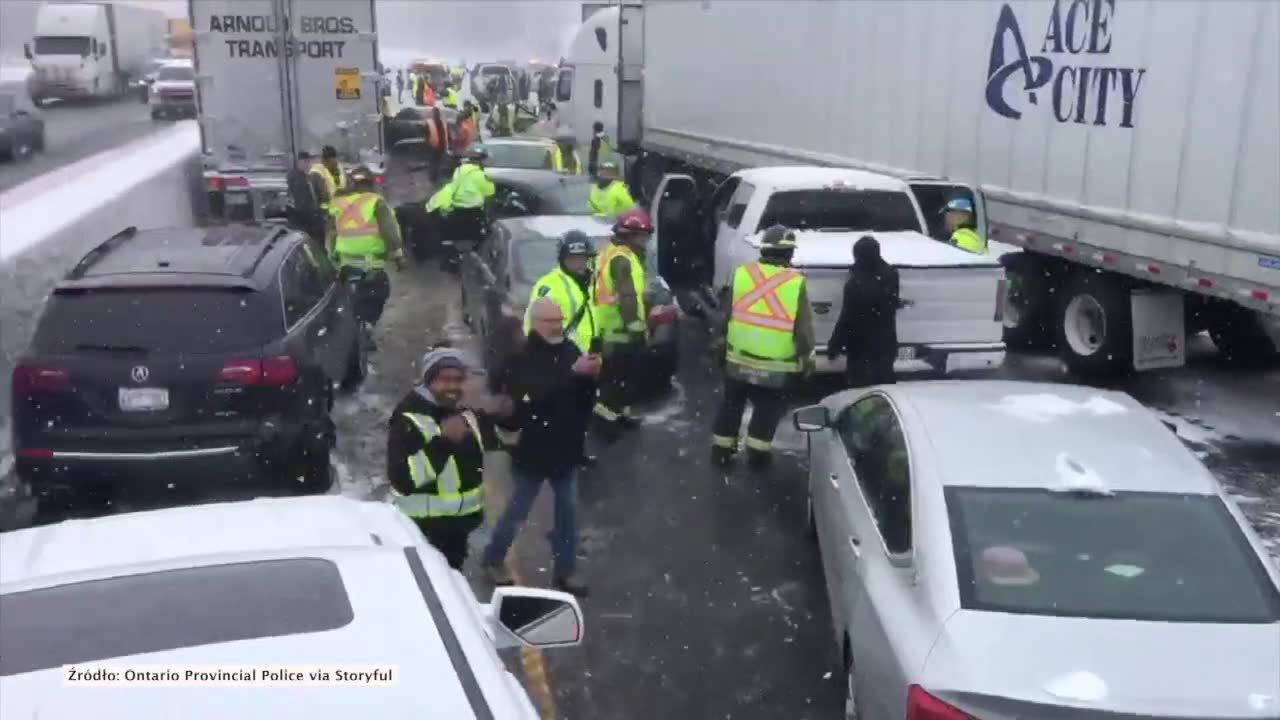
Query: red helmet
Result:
<box><xmin>612</xmin><ymin>208</ymin><xmax>654</xmax><ymax>237</ymax></box>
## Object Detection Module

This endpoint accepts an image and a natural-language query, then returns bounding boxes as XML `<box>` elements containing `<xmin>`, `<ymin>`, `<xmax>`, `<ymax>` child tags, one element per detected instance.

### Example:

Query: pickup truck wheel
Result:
<box><xmin>1002</xmin><ymin>263</ymin><xmax>1054</xmax><ymax>350</ymax></box>
<box><xmin>1058</xmin><ymin>271</ymin><xmax>1132</xmax><ymax>379</ymax></box>
<box><xmin>1209</xmin><ymin>306</ymin><xmax>1280</xmax><ymax>367</ymax></box>
<box><xmin>293</xmin><ymin>446</ymin><xmax>334</xmax><ymax>494</ymax></box>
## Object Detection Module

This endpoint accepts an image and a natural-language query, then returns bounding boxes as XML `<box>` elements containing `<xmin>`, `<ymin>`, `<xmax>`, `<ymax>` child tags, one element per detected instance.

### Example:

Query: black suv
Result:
<box><xmin>11</xmin><ymin>225</ymin><xmax>364</xmax><ymax>510</ymax></box>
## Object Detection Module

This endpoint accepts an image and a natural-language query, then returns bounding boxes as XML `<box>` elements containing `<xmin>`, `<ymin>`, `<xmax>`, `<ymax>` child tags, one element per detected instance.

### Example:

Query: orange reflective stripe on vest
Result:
<box><xmin>731</xmin><ymin>264</ymin><xmax>800</xmax><ymax>331</ymax></box>
<box><xmin>594</xmin><ymin>245</ymin><xmax>624</xmax><ymax>305</ymax></box>
<box><xmin>334</xmin><ymin>195</ymin><xmax>379</xmax><ymax>237</ymax></box>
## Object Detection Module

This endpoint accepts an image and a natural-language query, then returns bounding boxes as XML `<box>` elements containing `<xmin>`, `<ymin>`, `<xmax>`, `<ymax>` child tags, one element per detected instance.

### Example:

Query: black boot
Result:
<box><xmin>711</xmin><ymin>446</ymin><xmax>736</xmax><ymax>468</ymax></box>
<box><xmin>746</xmin><ymin>448</ymin><xmax>773</xmax><ymax>472</ymax></box>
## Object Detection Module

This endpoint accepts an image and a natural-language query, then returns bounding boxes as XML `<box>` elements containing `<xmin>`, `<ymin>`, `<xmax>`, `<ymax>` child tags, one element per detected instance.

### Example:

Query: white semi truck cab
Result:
<box><xmin>25</xmin><ymin>2</ymin><xmax>166</xmax><ymax>103</ymax></box>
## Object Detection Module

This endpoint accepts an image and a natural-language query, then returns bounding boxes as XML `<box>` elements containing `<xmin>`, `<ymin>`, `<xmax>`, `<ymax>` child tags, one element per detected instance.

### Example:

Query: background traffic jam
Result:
<box><xmin>0</xmin><ymin>0</ymin><xmax>1278</xmax><ymax>719</ymax></box>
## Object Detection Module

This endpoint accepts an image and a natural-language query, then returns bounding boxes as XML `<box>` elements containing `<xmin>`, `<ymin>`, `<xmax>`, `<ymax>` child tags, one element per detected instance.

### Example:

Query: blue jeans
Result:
<box><xmin>482</xmin><ymin>466</ymin><xmax>578</xmax><ymax>578</ymax></box>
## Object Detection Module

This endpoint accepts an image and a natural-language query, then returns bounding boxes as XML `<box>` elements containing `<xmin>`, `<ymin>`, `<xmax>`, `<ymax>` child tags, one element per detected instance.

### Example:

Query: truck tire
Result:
<box><xmin>1058</xmin><ymin>270</ymin><xmax>1133</xmax><ymax>379</ymax></box>
<box><xmin>1002</xmin><ymin>258</ymin><xmax>1055</xmax><ymax>351</ymax></box>
<box><xmin>1209</xmin><ymin>305</ymin><xmax>1280</xmax><ymax>367</ymax></box>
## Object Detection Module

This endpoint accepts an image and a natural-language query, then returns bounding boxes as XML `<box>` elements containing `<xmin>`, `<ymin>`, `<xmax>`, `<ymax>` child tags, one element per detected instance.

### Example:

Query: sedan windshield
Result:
<box><xmin>485</xmin><ymin>143</ymin><xmax>552</xmax><ymax>170</ymax></box>
<box><xmin>757</xmin><ymin>189</ymin><xmax>922</xmax><ymax>233</ymax></box>
<box><xmin>945</xmin><ymin>488</ymin><xmax>1280</xmax><ymax>623</ymax></box>
<box><xmin>538</xmin><ymin>178</ymin><xmax>594</xmax><ymax>215</ymax></box>
<box><xmin>157</xmin><ymin>66</ymin><xmax>195</xmax><ymax>82</ymax></box>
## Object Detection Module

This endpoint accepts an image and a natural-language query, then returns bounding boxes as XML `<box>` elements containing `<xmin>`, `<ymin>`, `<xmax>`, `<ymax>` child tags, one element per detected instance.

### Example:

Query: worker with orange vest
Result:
<box><xmin>590</xmin><ymin>208</ymin><xmax>654</xmax><ymax>440</ymax></box>
<box><xmin>710</xmin><ymin>224</ymin><xmax>815</xmax><ymax>470</ymax></box>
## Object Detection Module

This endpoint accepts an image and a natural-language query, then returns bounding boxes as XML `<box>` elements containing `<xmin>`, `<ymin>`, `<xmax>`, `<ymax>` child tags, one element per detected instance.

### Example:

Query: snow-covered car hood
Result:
<box><xmin>747</xmin><ymin>229</ymin><xmax>1001</xmax><ymax>268</ymax></box>
<box><xmin>152</xmin><ymin>80</ymin><xmax>194</xmax><ymax>93</ymax></box>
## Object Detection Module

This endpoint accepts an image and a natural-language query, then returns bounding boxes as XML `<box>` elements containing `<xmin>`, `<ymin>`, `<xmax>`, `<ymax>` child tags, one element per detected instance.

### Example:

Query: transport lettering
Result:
<box><xmin>225</xmin><ymin>39</ymin><xmax>347</xmax><ymax>59</ymax></box>
<box><xmin>985</xmin><ymin>0</ymin><xmax>1146</xmax><ymax>128</ymax></box>
<box><xmin>209</xmin><ymin>14</ymin><xmax>358</xmax><ymax>58</ymax></box>
<box><xmin>207</xmin><ymin>15</ymin><xmax>357</xmax><ymax>35</ymax></box>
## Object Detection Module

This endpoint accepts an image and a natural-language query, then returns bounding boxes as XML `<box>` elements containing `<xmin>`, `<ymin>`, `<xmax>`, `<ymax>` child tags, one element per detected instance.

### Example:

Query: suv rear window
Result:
<box><xmin>32</xmin><ymin>289</ymin><xmax>278</xmax><ymax>354</ymax></box>
<box><xmin>0</xmin><ymin>558</ymin><xmax>354</xmax><ymax>676</ymax></box>
<box><xmin>758</xmin><ymin>190</ymin><xmax>921</xmax><ymax>234</ymax></box>
<box><xmin>946</xmin><ymin>488</ymin><xmax>1280</xmax><ymax>623</ymax></box>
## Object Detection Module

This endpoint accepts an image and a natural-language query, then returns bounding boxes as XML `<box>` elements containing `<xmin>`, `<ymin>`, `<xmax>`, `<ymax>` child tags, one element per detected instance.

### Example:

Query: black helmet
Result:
<box><xmin>558</xmin><ymin>230</ymin><xmax>594</xmax><ymax>260</ymax></box>
<box><xmin>466</xmin><ymin>145</ymin><xmax>489</xmax><ymax>162</ymax></box>
<box><xmin>347</xmin><ymin>164</ymin><xmax>375</xmax><ymax>186</ymax></box>
<box><xmin>760</xmin><ymin>224</ymin><xmax>797</xmax><ymax>251</ymax></box>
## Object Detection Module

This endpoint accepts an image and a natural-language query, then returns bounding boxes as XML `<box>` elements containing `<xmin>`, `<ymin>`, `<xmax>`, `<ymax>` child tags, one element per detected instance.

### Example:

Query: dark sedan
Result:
<box><xmin>460</xmin><ymin>214</ymin><xmax>680</xmax><ymax>392</ymax></box>
<box><xmin>0</xmin><ymin>89</ymin><xmax>44</xmax><ymax>161</ymax></box>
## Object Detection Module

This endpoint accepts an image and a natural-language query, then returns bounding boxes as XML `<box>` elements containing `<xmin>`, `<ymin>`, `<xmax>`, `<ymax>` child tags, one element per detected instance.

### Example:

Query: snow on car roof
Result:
<box><xmin>735</xmin><ymin>166</ymin><xmax>910</xmax><ymax>193</ymax></box>
<box><xmin>833</xmin><ymin>381</ymin><xmax>1222</xmax><ymax>495</ymax></box>
<box><xmin>513</xmin><ymin>214</ymin><xmax>613</xmax><ymax>239</ymax></box>
<box><xmin>0</xmin><ymin>496</ymin><xmax>421</xmax><ymax>585</ymax></box>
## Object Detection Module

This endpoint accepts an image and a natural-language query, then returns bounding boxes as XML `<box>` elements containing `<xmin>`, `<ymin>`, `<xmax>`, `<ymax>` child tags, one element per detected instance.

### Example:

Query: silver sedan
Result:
<box><xmin>793</xmin><ymin>380</ymin><xmax>1280</xmax><ymax>719</ymax></box>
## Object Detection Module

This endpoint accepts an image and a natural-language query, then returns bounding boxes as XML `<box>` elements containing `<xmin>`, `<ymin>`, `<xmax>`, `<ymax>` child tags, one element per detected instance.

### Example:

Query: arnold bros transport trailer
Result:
<box><xmin>561</xmin><ymin>0</ymin><xmax>1280</xmax><ymax>378</ymax></box>
<box><xmin>190</xmin><ymin>0</ymin><xmax>385</xmax><ymax>223</ymax></box>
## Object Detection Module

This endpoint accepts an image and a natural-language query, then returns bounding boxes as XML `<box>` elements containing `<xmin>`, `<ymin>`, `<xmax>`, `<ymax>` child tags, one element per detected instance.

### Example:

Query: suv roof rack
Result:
<box><xmin>65</xmin><ymin>226</ymin><xmax>139</xmax><ymax>280</ymax></box>
<box><xmin>241</xmin><ymin>226</ymin><xmax>293</xmax><ymax>279</ymax></box>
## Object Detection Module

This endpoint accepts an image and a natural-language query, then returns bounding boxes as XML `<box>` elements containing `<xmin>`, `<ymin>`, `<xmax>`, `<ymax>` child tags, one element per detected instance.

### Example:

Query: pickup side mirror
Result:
<box><xmin>486</xmin><ymin>587</ymin><xmax>583</xmax><ymax>650</ymax></box>
<box><xmin>793</xmin><ymin>404</ymin><xmax>830</xmax><ymax>432</ymax></box>
<box><xmin>23</xmin><ymin>43</ymin><xmax>32</xmax><ymax>60</ymax></box>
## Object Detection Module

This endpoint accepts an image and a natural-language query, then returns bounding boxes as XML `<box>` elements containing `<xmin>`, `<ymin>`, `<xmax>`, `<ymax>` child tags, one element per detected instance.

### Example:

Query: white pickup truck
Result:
<box><xmin>653</xmin><ymin>166</ymin><xmax>1008</xmax><ymax>374</ymax></box>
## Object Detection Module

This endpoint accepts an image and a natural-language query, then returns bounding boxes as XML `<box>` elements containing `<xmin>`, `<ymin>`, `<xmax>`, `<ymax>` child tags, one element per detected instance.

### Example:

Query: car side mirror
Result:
<box><xmin>486</xmin><ymin>587</ymin><xmax>583</xmax><ymax>650</ymax></box>
<box><xmin>793</xmin><ymin>405</ymin><xmax>829</xmax><ymax>432</ymax></box>
<box><xmin>23</xmin><ymin>43</ymin><xmax>32</xmax><ymax>60</ymax></box>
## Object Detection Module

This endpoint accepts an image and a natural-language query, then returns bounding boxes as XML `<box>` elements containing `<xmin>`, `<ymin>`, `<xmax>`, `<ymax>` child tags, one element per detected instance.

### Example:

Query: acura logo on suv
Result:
<box><xmin>130</xmin><ymin>365</ymin><xmax>150</xmax><ymax>383</ymax></box>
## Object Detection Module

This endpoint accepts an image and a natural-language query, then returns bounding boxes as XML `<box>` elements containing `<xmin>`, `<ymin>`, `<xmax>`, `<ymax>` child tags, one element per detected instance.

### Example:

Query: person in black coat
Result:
<box><xmin>826</xmin><ymin>235</ymin><xmax>901</xmax><ymax>387</ymax></box>
<box><xmin>480</xmin><ymin>298</ymin><xmax>601</xmax><ymax>596</ymax></box>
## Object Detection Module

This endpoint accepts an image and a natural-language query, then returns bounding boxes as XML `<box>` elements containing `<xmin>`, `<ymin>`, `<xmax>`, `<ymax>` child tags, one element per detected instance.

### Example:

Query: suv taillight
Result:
<box><xmin>217</xmin><ymin>357</ymin><xmax>298</xmax><ymax>386</ymax></box>
<box><xmin>12</xmin><ymin>363</ymin><xmax>72</xmax><ymax>395</ymax></box>
<box><xmin>906</xmin><ymin>686</ymin><xmax>975</xmax><ymax>720</ymax></box>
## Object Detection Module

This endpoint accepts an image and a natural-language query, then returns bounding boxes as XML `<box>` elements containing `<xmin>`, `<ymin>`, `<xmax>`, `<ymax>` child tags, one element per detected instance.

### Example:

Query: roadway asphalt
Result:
<box><xmin>0</xmin><ymin>94</ymin><xmax>164</xmax><ymax>194</ymax></box>
<box><xmin>1</xmin><ymin>157</ymin><xmax>1277</xmax><ymax>719</ymax></box>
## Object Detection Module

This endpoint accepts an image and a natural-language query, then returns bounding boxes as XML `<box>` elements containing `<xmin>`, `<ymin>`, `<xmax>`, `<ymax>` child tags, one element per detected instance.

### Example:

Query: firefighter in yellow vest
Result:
<box><xmin>546</xmin><ymin>131</ymin><xmax>583</xmax><ymax>175</ymax></box>
<box><xmin>523</xmin><ymin>231</ymin><xmax>597</xmax><ymax>354</ymax></box>
<box><xmin>327</xmin><ymin>166</ymin><xmax>404</xmax><ymax>329</ymax></box>
<box><xmin>589</xmin><ymin>160</ymin><xmax>635</xmax><ymax>219</ymax></box>
<box><xmin>943</xmin><ymin>196</ymin><xmax>988</xmax><ymax>254</ymax></box>
<box><xmin>591</xmin><ymin>208</ymin><xmax>653</xmax><ymax>440</ymax></box>
<box><xmin>307</xmin><ymin>145</ymin><xmax>345</xmax><ymax>210</ymax></box>
<box><xmin>442</xmin><ymin>83</ymin><xmax>461</xmax><ymax>110</ymax></box>
<box><xmin>710</xmin><ymin>225</ymin><xmax>816</xmax><ymax>471</ymax></box>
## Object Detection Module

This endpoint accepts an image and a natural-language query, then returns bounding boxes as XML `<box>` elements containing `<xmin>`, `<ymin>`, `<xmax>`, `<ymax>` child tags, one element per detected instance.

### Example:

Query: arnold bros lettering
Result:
<box><xmin>208</xmin><ymin>14</ymin><xmax>358</xmax><ymax>59</ymax></box>
<box><xmin>985</xmin><ymin>0</ymin><xmax>1147</xmax><ymax>128</ymax></box>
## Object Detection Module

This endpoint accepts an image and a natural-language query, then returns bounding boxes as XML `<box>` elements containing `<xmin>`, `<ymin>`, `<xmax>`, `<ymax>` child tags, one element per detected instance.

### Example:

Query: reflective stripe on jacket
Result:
<box><xmin>452</xmin><ymin>163</ymin><xmax>494</xmax><ymax>209</ymax></box>
<box><xmin>727</xmin><ymin>262</ymin><xmax>804</xmax><ymax>379</ymax></box>
<box><xmin>588</xmin><ymin>180</ymin><xmax>634</xmax><ymax>219</ymax></box>
<box><xmin>391</xmin><ymin>411</ymin><xmax>485</xmax><ymax>518</ymax></box>
<box><xmin>593</xmin><ymin>243</ymin><xmax>646</xmax><ymax>342</ymax></box>
<box><xmin>328</xmin><ymin>192</ymin><xmax>386</xmax><ymax>268</ymax></box>
<box><xmin>524</xmin><ymin>267</ymin><xmax>595</xmax><ymax>353</ymax></box>
<box><xmin>549</xmin><ymin>146</ymin><xmax>582</xmax><ymax>175</ymax></box>
<box><xmin>950</xmin><ymin>227</ymin><xmax>988</xmax><ymax>254</ymax></box>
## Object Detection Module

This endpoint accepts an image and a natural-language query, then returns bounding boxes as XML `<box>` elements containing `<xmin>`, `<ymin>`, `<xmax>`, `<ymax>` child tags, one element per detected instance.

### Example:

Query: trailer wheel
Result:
<box><xmin>1058</xmin><ymin>271</ymin><xmax>1132</xmax><ymax>379</ymax></box>
<box><xmin>1209</xmin><ymin>305</ymin><xmax>1280</xmax><ymax>367</ymax></box>
<box><xmin>1002</xmin><ymin>260</ymin><xmax>1055</xmax><ymax>350</ymax></box>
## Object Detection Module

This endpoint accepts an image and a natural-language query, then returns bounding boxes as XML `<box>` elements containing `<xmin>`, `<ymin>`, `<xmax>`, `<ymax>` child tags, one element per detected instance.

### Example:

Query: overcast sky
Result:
<box><xmin>2</xmin><ymin>0</ymin><xmax>582</xmax><ymax>64</ymax></box>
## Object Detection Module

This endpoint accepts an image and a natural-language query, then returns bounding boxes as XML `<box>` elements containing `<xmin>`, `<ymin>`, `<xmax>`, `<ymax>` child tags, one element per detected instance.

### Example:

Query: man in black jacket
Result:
<box><xmin>386</xmin><ymin>347</ymin><xmax>513</xmax><ymax>570</ymax></box>
<box><xmin>826</xmin><ymin>235</ymin><xmax>901</xmax><ymax>388</ymax></box>
<box><xmin>481</xmin><ymin>299</ymin><xmax>600</xmax><ymax>596</ymax></box>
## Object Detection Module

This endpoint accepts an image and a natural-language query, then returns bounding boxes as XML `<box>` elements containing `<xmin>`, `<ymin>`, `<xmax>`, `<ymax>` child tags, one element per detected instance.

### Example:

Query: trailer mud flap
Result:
<box><xmin>1131</xmin><ymin>290</ymin><xmax>1185</xmax><ymax>371</ymax></box>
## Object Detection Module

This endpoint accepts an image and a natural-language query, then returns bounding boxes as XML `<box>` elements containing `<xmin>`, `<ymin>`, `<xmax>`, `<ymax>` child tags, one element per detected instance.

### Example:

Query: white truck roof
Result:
<box><xmin>734</xmin><ymin>166</ymin><xmax>911</xmax><ymax>193</ymax></box>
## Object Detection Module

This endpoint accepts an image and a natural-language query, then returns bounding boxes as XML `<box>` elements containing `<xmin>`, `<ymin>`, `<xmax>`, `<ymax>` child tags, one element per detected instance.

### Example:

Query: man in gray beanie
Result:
<box><xmin>386</xmin><ymin>346</ymin><xmax>513</xmax><ymax>569</ymax></box>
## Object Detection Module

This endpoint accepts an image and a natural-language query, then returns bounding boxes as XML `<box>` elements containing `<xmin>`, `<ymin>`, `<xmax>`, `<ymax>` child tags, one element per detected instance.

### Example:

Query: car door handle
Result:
<box><xmin>828</xmin><ymin>473</ymin><xmax>839</xmax><ymax>489</ymax></box>
<box><xmin>848</xmin><ymin>535</ymin><xmax>862</xmax><ymax>558</ymax></box>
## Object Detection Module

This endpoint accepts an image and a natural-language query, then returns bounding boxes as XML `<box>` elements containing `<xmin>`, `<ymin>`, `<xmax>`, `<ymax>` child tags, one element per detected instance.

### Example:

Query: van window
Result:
<box><xmin>758</xmin><ymin>190</ymin><xmax>922</xmax><ymax>234</ymax></box>
<box><xmin>556</xmin><ymin>68</ymin><xmax>573</xmax><ymax>102</ymax></box>
<box><xmin>593</xmin><ymin>80</ymin><xmax>603</xmax><ymax>109</ymax></box>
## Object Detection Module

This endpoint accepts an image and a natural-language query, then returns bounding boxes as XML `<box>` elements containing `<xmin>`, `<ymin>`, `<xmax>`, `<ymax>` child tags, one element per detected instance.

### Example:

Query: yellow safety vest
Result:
<box><xmin>391</xmin><ymin>411</ymin><xmax>484</xmax><ymax>518</ymax></box>
<box><xmin>309</xmin><ymin>163</ymin><xmax>342</xmax><ymax>206</ymax></box>
<box><xmin>593</xmin><ymin>243</ymin><xmax>646</xmax><ymax>343</ymax></box>
<box><xmin>524</xmin><ymin>267</ymin><xmax>595</xmax><ymax>353</ymax></box>
<box><xmin>589</xmin><ymin>180</ymin><xmax>634</xmax><ymax>219</ymax></box>
<box><xmin>726</xmin><ymin>262</ymin><xmax>804</xmax><ymax>378</ymax></box>
<box><xmin>451</xmin><ymin>163</ymin><xmax>493</xmax><ymax>209</ymax></box>
<box><xmin>951</xmin><ymin>227</ymin><xmax>988</xmax><ymax>254</ymax></box>
<box><xmin>443</xmin><ymin>88</ymin><xmax>460</xmax><ymax>108</ymax></box>
<box><xmin>328</xmin><ymin>192</ymin><xmax>386</xmax><ymax>269</ymax></box>
<box><xmin>549</xmin><ymin>146</ymin><xmax>582</xmax><ymax>175</ymax></box>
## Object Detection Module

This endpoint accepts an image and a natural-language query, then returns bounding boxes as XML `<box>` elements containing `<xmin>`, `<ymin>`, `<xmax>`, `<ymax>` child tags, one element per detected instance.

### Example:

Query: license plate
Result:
<box><xmin>119</xmin><ymin>387</ymin><xmax>169</xmax><ymax>412</ymax></box>
<box><xmin>896</xmin><ymin>346</ymin><xmax>917</xmax><ymax>361</ymax></box>
<box><xmin>225</xmin><ymin>192</ymin><xmax>249</xmax><ymax>205</ymax></box>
